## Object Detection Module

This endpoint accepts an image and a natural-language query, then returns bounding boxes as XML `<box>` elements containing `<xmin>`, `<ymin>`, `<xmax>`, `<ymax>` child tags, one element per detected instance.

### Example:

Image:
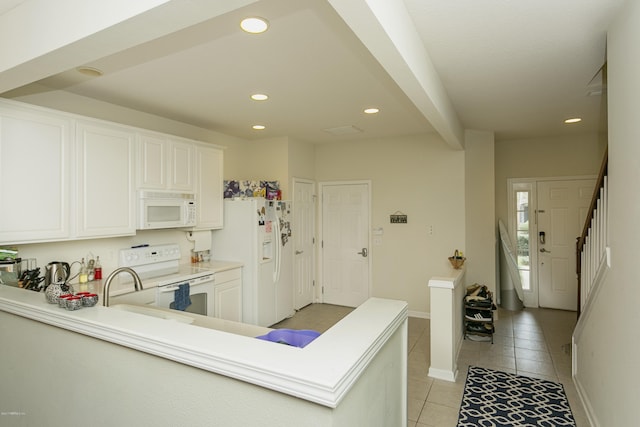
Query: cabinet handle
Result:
<box><xmin>295</xmin><ymin>250</ymin><xmax>304</xmax><ymax>255</ymax></box>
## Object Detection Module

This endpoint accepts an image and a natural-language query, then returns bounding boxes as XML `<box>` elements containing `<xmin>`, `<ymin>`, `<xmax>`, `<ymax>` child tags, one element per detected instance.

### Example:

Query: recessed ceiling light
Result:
<box><xmin>240</xmin><ymin>17</ymin><xmax>269</xmax><ymax>34</ymax></box>
<box><xmin>252</xmin><ymin>124</ymin><xmax>266</xmax><ymax>130</ymax></box>
<box><xmin>564</xmin><ymin>117</ymin><xmax>582</xmax><ymax>124</ymax></box>
<box><xmin>76</xmin><ymin>66</ymin><xmax>103</xmax><ymax>77</ymax></box>
<box><xmin>364</xmin><ymin>108</ymin><xmax>380</xmax><ymax>114</ymax></box>
<box><xmin>251</xmin><ymin>93</ymin><xmax>269</xmax><ymax>101</ymax></box>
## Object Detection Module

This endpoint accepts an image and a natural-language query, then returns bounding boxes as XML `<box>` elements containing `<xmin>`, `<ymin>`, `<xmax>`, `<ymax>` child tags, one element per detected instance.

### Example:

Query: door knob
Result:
<box><xmin>357</xmin><ymin>248</ymin><xmax>368</xmax><ymax>257</ymax></box>
<box><xmin>540</xmin><ymin>248</ymin><xmax>551</xmax><ymax>253</ymax></box>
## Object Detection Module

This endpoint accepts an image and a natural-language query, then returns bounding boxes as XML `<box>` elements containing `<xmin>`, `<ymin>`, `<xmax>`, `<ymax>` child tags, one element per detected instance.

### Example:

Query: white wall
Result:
<box><xmin>14</xmin><ymin>230</ymin><xmax>196</xmax><ymax>283</ymax></box>
<box><xmin>314</xmin><ymin>134</ymin><xmax>465</xmax><ymax>316</ymax></box>
<box><xmin>573</xmin><ymin>2</ymin><xmax>640</xmax><ymax>425</ymax></box>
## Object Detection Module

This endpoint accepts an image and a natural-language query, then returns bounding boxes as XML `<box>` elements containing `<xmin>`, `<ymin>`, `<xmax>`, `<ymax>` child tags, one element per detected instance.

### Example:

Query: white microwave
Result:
<box><xmin>138</xmin><ymin>190</ymin><xmax>196</xmax><ymax>230</ymax></box>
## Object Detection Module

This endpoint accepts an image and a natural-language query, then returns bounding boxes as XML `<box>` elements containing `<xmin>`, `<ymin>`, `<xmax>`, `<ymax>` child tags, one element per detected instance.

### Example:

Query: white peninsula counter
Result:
<box><xmin>0</xmin><ymin>285</ymin><xmax>408</xmax><ymax>427</ymax></box>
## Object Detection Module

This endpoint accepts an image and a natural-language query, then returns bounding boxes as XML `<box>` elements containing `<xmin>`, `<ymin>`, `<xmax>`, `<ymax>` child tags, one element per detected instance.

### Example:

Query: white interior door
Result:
<box><xmin>293</xmin><ymin>179</ymin><xmax>315</xmax><ymax>310</ymax></box>
<box><xmin>321</xmin><ymin>182</ymin><xmax>370</xmax><ymax>307</ymax></box>
<box><xmin>537</xmin><ymin>179</ymin><xmax>595</xmax><ymax>310</ymax></box>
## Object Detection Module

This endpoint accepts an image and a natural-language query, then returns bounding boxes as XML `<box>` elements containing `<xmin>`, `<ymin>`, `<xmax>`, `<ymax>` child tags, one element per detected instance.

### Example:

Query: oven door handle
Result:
<box><xmin>158</xmin><ymin>285</ymin><xmax>181</xmax><ymax>293</ymax></box>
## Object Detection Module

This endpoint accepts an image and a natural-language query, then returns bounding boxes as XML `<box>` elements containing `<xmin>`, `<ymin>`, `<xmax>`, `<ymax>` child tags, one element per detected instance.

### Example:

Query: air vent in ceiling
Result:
<box><xmin>323</xmin><ymin>125</ymin><xmax>363</xmax><ymax>136</ymax></box>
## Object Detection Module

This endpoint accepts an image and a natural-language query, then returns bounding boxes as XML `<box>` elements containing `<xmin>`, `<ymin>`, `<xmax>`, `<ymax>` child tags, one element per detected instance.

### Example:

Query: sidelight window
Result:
<box><xmin>515</xmin><ymin>191</ymin><xmax>531</xmax><ymax>291</ymax></box>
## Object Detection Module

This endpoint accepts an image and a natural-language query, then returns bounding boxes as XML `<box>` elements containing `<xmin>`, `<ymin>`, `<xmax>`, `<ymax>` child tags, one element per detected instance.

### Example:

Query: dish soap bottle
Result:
<box><xmin>79</xmin><ymin>258</ymin><xmax>88</xmax><ymax>284</ymax></box>
<box><xmin>94</xmin><ymin>256</ymin><xmax>102</xmax><ymax>280</ymax></box>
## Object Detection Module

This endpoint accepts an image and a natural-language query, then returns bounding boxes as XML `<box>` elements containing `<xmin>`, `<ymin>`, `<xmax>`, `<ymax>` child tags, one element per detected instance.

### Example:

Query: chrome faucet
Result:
<box><xmin>102</xmin><ymin>267</ymin><xmax>144</xmax><ymax>307</ymax></box>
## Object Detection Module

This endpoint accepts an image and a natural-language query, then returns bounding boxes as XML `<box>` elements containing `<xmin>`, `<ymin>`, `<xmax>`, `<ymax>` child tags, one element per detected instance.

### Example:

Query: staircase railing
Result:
<box><xmin>576</xmin><ymin>148</ymin><xmax>608</xmax><ymax>318</ymax></box>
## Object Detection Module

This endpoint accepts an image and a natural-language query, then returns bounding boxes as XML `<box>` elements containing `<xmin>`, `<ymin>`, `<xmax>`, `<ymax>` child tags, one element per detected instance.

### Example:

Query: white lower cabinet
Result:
<box><xmin>214</xmin><ymin>268</ymin><xmax>242</xmax><ymax>322</ymax></box>
<box><xmin>0</xmin><ymin>102</ymin><xmax>72</xmax><ymax>244</ymax></box>
<box><xmin>75</xmin><ymin>120</ymin><xmax>136</xmax><ymax>238</ymax></box>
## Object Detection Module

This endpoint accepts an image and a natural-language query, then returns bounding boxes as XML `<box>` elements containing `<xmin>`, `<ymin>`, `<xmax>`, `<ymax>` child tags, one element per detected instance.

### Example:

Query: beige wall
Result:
<box><xmin>224</xmin><ymin>137</ymin><xmax>291</xmax><ymax>197</ymax></box>
<box><xmin>494</xmin><ymin>133</ymin><xmax>605</xmax><ymax>223</ymax></box>
<box><xmin>288</xmin><ymin>137</ymin><xmax>316</xmax><ymax>182</ymax></box>
<box><xmin>315</xmin><ymin>134</ymin><xmax>465</xmax><ymax>316</ymax></box>
<box><xmin>573</xmin><ymin>2</ymin><xmax>640</xmax><ymax>425</ymax></box>
<box><xmin>464</xmin><ymin>130</ymin><xmax>495</xmax><ymax>291</ymax></box>
<box><xmin>222</xmin><ymin>136</ymin><xmax>316</xmax><ymax>200</ymax></box>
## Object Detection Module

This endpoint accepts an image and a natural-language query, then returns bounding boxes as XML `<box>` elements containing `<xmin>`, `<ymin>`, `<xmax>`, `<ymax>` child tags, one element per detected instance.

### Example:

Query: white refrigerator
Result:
<box><xmin>212</xmin><ymin>198</ymin><xmax>294</xmax><ymax>327</ymax></box>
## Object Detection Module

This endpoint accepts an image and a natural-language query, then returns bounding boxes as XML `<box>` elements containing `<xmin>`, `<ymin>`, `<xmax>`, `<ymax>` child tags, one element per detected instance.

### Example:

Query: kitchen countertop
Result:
<box><xmin>69</xmin><ymin>260</ymin><xmax>244</xmax><ymax>297</ymax></box>
<box><xmin>0</xmin><ymin>281</ymin><xmax>407</xmax><ymax>408</ymax></box>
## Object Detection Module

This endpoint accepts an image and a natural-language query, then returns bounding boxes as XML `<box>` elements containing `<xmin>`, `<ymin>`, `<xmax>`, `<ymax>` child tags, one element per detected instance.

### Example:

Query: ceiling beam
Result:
<box><xmin>328</xmin><ymin>0</ymin><xmax>465</xmax><ymax>150</ymax></box>
<box><xmin>0</xmin><ymin>0</ymin><xmax>257</xmax><ymax>94</ymax></box>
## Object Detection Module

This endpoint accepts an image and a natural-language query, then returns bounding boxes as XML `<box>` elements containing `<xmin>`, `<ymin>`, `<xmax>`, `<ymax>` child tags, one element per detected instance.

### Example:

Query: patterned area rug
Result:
<box><xmin>457</xmin><ymin>366</ymin><xmax>576</xmax><ymax>426</ymax></box>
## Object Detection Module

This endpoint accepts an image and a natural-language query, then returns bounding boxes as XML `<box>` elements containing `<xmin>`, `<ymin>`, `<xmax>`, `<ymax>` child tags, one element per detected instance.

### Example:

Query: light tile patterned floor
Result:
<box><xmin>273</xmin><ymin>304</ymin><xmax>589</xmax><ymax>427</ymax></box>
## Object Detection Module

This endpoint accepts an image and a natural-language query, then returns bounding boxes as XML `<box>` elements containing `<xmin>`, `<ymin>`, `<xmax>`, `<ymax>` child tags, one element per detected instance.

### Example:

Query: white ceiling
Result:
<box><xmin>2</xmin><ymin>0</ymin><xmax>624</xmax><ymax>143</ymax></box>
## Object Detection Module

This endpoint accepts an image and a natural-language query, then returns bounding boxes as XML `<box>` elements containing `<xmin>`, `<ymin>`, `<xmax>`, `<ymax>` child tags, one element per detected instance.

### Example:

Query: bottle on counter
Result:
<box><xmin>94</xmin><ymin>256</ymin><xmax>102</xmax><ymax>280</ymax></box>
<box><xmin>79</xmin><ymin>258</ymin><xmax>88</xmax><ymax>284</ymax></box>
<box><xmin>88</xmin><ymin>258</ymin><xmax>95</xmax><ymax>281</ymax></box>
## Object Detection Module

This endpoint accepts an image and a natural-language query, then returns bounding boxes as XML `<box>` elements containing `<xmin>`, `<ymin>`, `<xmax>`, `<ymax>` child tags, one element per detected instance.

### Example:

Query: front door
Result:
<box><xmin>321</xmin><ymin>182</ymin><xmax>370</xmax><ymax>307</ymax></box>
<box><xmin>293</xmin><ymin>178</ymin><xmax>315</xmax><ymax>310</ymax></box>
<box><xmin>537</xmin><ymin>179</ymin><xmax>595</xmax><ymax>310</ymax></box>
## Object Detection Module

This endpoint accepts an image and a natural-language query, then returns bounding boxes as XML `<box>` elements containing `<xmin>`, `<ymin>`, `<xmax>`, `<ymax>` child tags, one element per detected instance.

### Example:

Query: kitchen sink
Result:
<box><xmin>109</xmin><ymin>303</ymin><xmax>273</xmax><ymax>337</ymax></box>
<box><xmin>110</xmin><ymin>304</ymin><xmax>195</xmax><ymax>324</ymax></box>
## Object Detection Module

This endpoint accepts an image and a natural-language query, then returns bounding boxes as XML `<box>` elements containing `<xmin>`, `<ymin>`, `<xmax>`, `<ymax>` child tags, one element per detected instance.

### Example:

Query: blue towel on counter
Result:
<box><xmin>256</xmin><ymin>329</ymin><xmax>321</xmax><ymax>348</ymax></box>
<box><xmin>173</xmin><ymin>283</ymin><xmax>192</xmax><ymax>311</ymax></box>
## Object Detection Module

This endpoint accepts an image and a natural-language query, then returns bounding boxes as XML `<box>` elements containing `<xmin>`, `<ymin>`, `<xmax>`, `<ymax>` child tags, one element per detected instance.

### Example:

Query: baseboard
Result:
<box><xmin>428</xmin><ymin>366</ymin><xmax>458</xmax><ymax>382</ymax></box>
<box><xmin>573</xmin><ymin>370</ymin><xmax>600</xmax><ymax>427</ymax></box>
<box><xmin>408</xmin><ymin>310</ymin><xmax>429</xmax><ymax>319</ymax></box>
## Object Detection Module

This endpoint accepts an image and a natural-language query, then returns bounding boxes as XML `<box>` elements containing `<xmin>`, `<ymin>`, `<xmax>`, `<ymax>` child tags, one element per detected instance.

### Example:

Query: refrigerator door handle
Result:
<box><xmin>273</xmin><ymin>215</ymin><xmax>282</xmax><ymax>282</ymax></box>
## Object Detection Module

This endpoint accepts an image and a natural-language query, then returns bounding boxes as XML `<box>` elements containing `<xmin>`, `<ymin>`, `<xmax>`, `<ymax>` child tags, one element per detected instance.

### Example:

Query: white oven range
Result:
<box><xmin>119</xmin><ymin>244</ymin><xmax>215</xmax><ymax>316</ymax></box>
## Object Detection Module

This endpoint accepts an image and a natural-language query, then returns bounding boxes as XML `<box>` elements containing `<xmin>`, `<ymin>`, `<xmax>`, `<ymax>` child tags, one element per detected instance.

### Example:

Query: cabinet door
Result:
<box><xmin>194</xmin><ymin>145</ymin><xmax>223</xmax><ymax>229</ymax></box>
<box><xmin>168</xmin><ymin>138</ymin><xmax>194</xmax><ymax>191</ymax></box>
<box><xmin>137</xmin><ymin>132</ymin><xmax>167</xmax><ymax>189</ymax></box>
<box><xmin>214</xmin><ymin>279</ymin><xmax>242</xmax><ymax>322</ymax></box>
<box><xmin>0</xmin><ymin>103</ymin><xmax>71</xmax><ymax>243</ymax></box>
<box><xmin>76</xmin><ymin>120</ymin><xmax>136</xmax><ymax>238</ymax></box>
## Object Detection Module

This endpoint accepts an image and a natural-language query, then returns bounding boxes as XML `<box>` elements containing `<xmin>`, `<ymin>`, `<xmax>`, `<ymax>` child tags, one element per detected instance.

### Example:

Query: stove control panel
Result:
<box><xmin>119</xmin><ymin>244</ymin><xmax>181</xmax><ymax>268</ymax></box>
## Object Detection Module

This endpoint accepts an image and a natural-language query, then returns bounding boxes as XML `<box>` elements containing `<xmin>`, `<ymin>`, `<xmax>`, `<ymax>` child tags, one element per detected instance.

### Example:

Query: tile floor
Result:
<box><xmin>273</xmin><ymin>304</ymin><xmax>589</xmax><ymax>427</ymax></box>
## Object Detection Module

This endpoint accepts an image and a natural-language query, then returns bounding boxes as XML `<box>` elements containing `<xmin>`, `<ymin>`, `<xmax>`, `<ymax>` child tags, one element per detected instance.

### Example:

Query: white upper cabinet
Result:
<box><xmin>0</xmin><ymin>101</ymin><xmax>72</xmax><ymax>244</ymax></box>
<box><xmin>0</xmin><ymin>99</ymin><xmax>224</xmax><ymax>242</ymax></box>
<box><xmin>75</xmin><ymin>120</ymin><xmax>136</xmax><ymax>238</ymax></box>
<box><xmin>137</xmin><ymin>131</ymin><xmax>194</xmax><ymax>192</ymax></box>
<box><xmin>169</xmin><ymin>138</ymin><xmax>195</xmax><ymax>191</ymax></box>
<box><xmin>194</xmin><ymin>144</ymin><xmax>223</xmax><ymax>229</ymax></box>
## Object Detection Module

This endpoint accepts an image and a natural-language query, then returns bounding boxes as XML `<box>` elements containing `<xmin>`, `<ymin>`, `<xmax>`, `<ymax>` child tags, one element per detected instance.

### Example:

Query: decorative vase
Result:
<box><xmin>45</xmin><ymin>282</ymin><xmax>75</xmax><ymax>304</ymax></box>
